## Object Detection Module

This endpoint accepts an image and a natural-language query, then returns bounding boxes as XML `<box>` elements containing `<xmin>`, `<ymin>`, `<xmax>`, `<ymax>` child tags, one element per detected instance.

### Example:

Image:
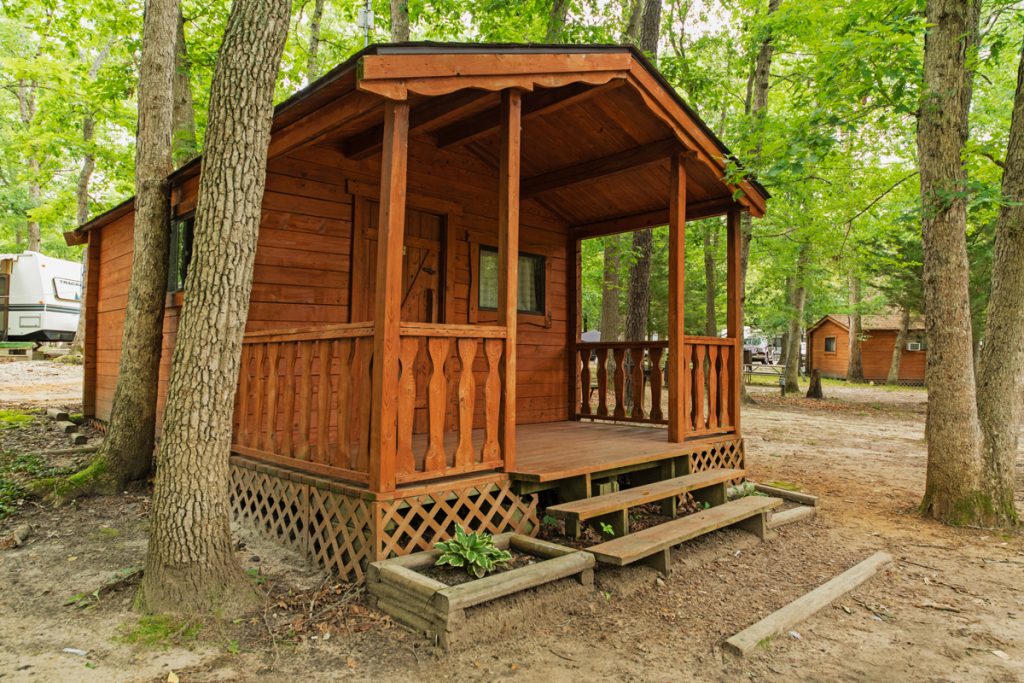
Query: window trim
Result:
<box><xmin>166</xmin><ymin>212</ymin><xmax>195</xmax><ymax>305</ymax></box>
<box><xmin>469</xmin><ymin>239</ymin><xmax>553</xmax><ymax>328</ymax></box>
<box><xmin>824</xmin><ymin>335</ymin><xmax>837</xmax><ymax>354</ymax></box>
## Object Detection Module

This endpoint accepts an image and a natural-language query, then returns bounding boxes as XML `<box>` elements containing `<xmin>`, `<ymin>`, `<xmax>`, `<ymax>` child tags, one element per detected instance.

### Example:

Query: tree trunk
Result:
<box><xmin>64</xmin><ymin>0</ymin><xmax>177</xmax><ymax>498</ymax></box>
<box><xmin>917</xmin><ymin>0</ymin><xmax>989</xmax><ymax>526</ymax></box>
<box><xmin>140</xmin><ymin>0</ymin><xmax>290</xmax><ymax>616</ymax></box>
<box><xmin>172</xmin><ymin>8</ymin><xmax>198</xmax><ymax>168</ymax></box>
<box><xmin>600</xmin><ymin>235</ymin><xmax>622</xmax><ymax>341</ymax></box>
<box><xmin>27</xmin><ymin>166</ymin><xmax>41</xmax><ymax>252</ymax></box>
<box><xmin>806</xmin><ymin>369</ymin><xmax>823</xmax><ymax>399</ymax></box>
<box><xmin>390</xmin><ymin>0</ymin><xmax>409</xmax><ymax>41</ymax></box>
<box><xmin>17</xmin><ymin>79</ymin><xmax>41</xmax><ymax>253</ymax></box>
<box><xmin>703</xmin><ymin>222</ymin><xmax>718</xmax><ymax>336</ymax></box>
<box><xmin>847</xmin><ymin>275</ymin><xmax>864</xmax><ymax>381</ymax></box>
<box><xmin>784</xmin><ymin>244</ymin><xmax>808</xmax><ymax>394</ymax></box>
<box><xmin>545</xmin><ymin>0</ymin><xmax>571</xmax><ymax>42</ymax></box>
<box><xmin>307</xmin><ymin>0</ymin><xmax>325</xmax><ymax>78</ymax></box>
<box><xmin>975</xmin><ymin>41</ymin><xmax>1024</xmax><ymax>529</ymax></box>
<box><xmin>887</xmin><ymin>306</ymin><xmax>910</xmax><ymax>385</ymax></box>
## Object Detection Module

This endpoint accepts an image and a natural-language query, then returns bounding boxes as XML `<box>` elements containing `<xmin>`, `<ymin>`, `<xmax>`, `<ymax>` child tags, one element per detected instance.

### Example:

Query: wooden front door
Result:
<box><xmin>352</xmin><ymin>198</ymin><xmax>448</xmax><ymax>434</ymax></box>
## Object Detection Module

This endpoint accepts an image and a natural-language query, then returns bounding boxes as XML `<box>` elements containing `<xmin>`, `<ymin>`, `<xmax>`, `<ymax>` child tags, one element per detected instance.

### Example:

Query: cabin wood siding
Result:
<box><xmin>88</xmin><ymin>136</ymin><xmax>570</xmax><ymax>428</ymax></box>
<box><xmin>808</xmin><ymin>321</ymin><xmax>925</xmax><ymax>382</ymax></box>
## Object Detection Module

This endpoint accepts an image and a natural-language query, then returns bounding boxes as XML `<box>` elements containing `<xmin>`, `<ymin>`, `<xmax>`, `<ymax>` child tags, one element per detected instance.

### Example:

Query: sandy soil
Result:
<box><xmin>0</xmin><ymin>361</ymin><xmax>83</xmax><ymax>406</ymax></box>
<box><xmin>1</xmin><ymin>377</ymin><xmax>1022</xmax><ymax>682</ymax></box>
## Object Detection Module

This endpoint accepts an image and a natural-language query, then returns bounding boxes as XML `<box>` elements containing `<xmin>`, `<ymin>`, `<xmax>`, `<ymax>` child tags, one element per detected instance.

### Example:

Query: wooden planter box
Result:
<box><xmin>367</xmin><ymin>533</ymin><xmax>594</xmax><ymax>648</ymax></box>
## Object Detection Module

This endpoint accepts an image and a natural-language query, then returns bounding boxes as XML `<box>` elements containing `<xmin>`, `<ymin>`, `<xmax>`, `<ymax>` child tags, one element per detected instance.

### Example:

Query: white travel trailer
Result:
<box><xmin>0</xmin><ymin>251</ymin><xmax>82</xmax><ymax>342</ymax></box>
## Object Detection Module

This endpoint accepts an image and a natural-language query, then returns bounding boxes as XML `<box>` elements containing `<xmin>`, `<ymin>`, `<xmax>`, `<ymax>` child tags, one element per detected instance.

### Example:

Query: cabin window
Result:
<box><xmin>477</xmin><ymin>246</ymin><xmax>546</xmax><ymax>315</ymax></box>
<box><xmin>824</xmin><ymin>336</ymin><xmax>837</xmax><ymax>353</ymax></box>
<box><xmin>168</xmin><ymin>214</ymin><xmax>195</xmax><ymax>292</ymax></box>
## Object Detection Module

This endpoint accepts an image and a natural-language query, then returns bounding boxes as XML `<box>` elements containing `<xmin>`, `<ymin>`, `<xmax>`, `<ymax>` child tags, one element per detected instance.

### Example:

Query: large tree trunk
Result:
<box><xmin>783</xmin><ymin>244</ymin><xmax>808</xmax><ymax>394</ymax></box>
<box><xmin>847</xmin><ymin>275</ymin><xmax>864</xmax><ymax>381</ymax></box>
<box><xmin>16</xmin><ymin>79</ymin><xmax>42</xmax><ymax>253</ymax></box>
<box><xmin>704</xmin><ymin>222</ymin><xmax>718</xmax><ymax>336</ymax></box>
<box><xmin>172</xmin><ymin>8</ymin><xmax>198</xmax><ymax>167</ymax></box>
<box><xmin>141</xmin><ymin>0</ymin><xmax>290</xmax><ymax>616</ymax></box>
<box><xmin>390</xmin><ymin>0</ymin><xmax>409</xmax><ymax>41</ymax></box>
<box><xmin>307</xmin><ymin>0</ymin><xmax>325</xmax><ymax>78</ymax></box>
<box><xmin>600</xmin><ymin>236</ymin><xmax>622</xmax><ymax>341</ymax></box>
<box><xmin>887</xmin><ymin>306</ymin><xmax>910</xmax><ymax>385</ymax></box>
<box><xmin>917</xmin><ymin>0</ymin><xmax>989</xmax><ymax>526</ymax></box>
<box><xmin>975</xmin><ymin>41</ymin><xmax>1024</xmax><ymax>528</ymax></box>
<box><xmin>546</xmin><ymin>0</ymin><xmax>571</xmax><ymax>42</ymax></box>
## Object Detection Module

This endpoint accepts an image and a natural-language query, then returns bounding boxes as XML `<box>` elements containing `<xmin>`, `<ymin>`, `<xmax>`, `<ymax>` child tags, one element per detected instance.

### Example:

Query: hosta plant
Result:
<box><xmin>434</xmin><ymin>525</ymin><xmax>512</xmax><ymax>579</ymax></box>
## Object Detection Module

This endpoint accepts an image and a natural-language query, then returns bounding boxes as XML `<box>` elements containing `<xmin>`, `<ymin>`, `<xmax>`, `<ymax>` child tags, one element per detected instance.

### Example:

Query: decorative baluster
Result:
<box><xmin>694</xmin><ymin>344</ymin><xmax>706</xmax><ymax>431</ymax></box>
<box><xmin>252</xmin><ymin>344</ymin><xmax>265</xmax><ymax>451</ymax></box>
<box><xmin>649</xmin><ymin>347</ymin><xmax>664</xmax><ymax>422</ymax></box>
<box><xmin>683</xmin><ymin>344</ymin><xmax>693</xmax><ymax>432</ymax></box>
<box><xmin>316</xmin><ymin>339</ymin><xmax>332</xmax><ymax>462</ymax></box>
<box><xmin>396</xmin><ymin>337</ymin><xmax>419</xmax><ymax>474</ymax></box>
<box><xmin>630</xmin><ymin>347</ymin><xmax>645</xmax><ymax>420</ymax></box>
<box><xmin>332</xmin><ymin>339</ymin><xmax>352</xmax><ymax>467</ymax></box>
<box><xmin>282</xmin><ymin>342</ymin><xmax>296</xmax><ymax>456</ymax></box>
<box><xmin>455</xmin><ymin>339</ymin><xmax>478</xmax><ymax>467</ymax></box>
<box><xmin>613</xmin><ymin>347</ymin><xmax>626</xmax><ymax>419</ymax></box>
<box><xmin>354</xmin><ymin>338</ymin><xmax>372</xmax><ymax>472</ymax></box>
<box><xmin>424</xmin><ymin>338</ymin><xmax>450</xmax><ymax>471</ymax></box>
<box><xmin>263</xmin><ymin>344</ymin><xmax>279</xmax><ymax>453</ymax></box>
<box><xmin>719</xmin><ymin>345</ymin><xmax>732</xmax><ymax>428</ymax></box>
<box><xmin>579</xmin><ymin>348</ymin><xmax>592</xmax><ymax>416</ymax></box>
<box><xmin>236</xmin><ymin>345</ymin><xmax>252</xmax><ymax>447</ymax></box>
<box><xmin>707</xmin><ymin>345</ymin><xmax>719</xmax><ymax>430</ymax></box>
<box><xmin>596</xmin><ymin>348</ymin><xmax>609</xmax><ymax>417</ymax></box>
<box><xmin>296</xmin><ymin>342</ymin><xmax>314</xmax><ymax>460</ymax></box>
<box><xmin>482</xmin><ymin>340</ymin><xmax>503</xmax><ymax>462</ymax></box>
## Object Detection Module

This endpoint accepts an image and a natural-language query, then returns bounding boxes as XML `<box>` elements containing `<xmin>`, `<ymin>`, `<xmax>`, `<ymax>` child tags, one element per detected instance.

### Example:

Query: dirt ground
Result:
<box><xmin>1</xmin><ymin>368</ymin><xmax>1022</xmax><ymax>682</ymax></box>
<box><xmin>0</xmin><ymin>361</ymin><xmax>83</xmax><ymax>406</ymax></box>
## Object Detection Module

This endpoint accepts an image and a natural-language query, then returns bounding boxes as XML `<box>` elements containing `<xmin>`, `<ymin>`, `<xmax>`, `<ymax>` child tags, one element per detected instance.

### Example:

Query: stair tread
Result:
<box><xmin>588</xmin><ymin>496</ymin><xmax>783</xmax><ymax>565</ymax></box>
<box><xmin>547</xmin><ymin>468</ymin><xmax>744</xmax><ymax>521</ymax></box>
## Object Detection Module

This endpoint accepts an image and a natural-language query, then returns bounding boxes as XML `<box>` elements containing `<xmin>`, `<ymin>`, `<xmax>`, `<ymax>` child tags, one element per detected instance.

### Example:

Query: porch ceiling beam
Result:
<box><xmin>572</xmin><ymin>197</ymin><xmax>742</xmax><ymax>239</ymax></box>
<box><xmin>267</xmin><ymin>89</ymin><xmax>381</xmax><ymax>160</ymax></box>
<box><xmin>340</xmin><ymin>89</ymin><xmax>495</xmax><ymax>160</ymax></box>
<box><xmin>435</xmin><ymin>79</ymin><xmax>626</xmax><ymax>149</ymax></box>
<box><xmin>521</xmin><ymin>138</ymin><xmax>684</xmax><ymax>199</ymax></box>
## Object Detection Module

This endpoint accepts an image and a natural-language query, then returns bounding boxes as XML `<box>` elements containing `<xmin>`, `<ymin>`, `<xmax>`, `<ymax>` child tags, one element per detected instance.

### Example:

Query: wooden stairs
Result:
<box><xmin>546</xmin><ymin>468</ymin><xmax>784</xmax><ymax>575</ymax></box>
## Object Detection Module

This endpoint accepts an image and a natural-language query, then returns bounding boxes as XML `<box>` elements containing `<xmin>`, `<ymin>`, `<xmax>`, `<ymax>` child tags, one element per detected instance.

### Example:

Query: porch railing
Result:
<box><xmin>574</xmin><ymin>336</ymin><xmax>739</xmax><ymax>437</ymax></box>
<box><xmin>576</xmin><ymin>341</ymin><xmax>668</xmax><ymax>425</ymax></box>
<box><xmin>394</xmin><ymin>323</ymin><xmax>507</xmax><ymax>484</ymax></box>
<box><xmin>233</xmin><ymin>323</ymin><xmax>375</xmax><ymax>484</ymax></box>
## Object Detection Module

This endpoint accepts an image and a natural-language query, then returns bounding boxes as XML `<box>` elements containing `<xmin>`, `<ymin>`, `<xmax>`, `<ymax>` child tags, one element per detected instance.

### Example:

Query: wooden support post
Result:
<box><xmin>498</xmin><ymin>89</ymin><xmax>521</xmax><ymax>472</ymax></box>
<box><xmin>667</xmin><ymin>153</ymin><xmax>688</xmax><ymax>442</ymax></box>
<box><xmin>726</xmin><ymin>209</ymin><xmax>743</xmax><ymax>433</ymax></box>
<box><xmin>567</xmin><ymin>235</ymin><xmax>580</xmax><ymax>421</ymax></box>
<box><xmin>369</xmin><ymin>100</ymin><xmax>410</xmax><ymax>494</ymax></box>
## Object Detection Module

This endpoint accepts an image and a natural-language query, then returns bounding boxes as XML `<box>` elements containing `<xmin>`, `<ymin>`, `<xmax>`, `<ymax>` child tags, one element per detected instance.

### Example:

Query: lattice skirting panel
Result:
<box><xmin>688</xmin><ymin>437</ymin><xmax>746</xmax><ymax>483</ymax></box>
<box><xmin>229</xmin><ymin>457</ymin><xmax>538</xmax><ymax>583</ymax></box>
<box><xmin>376</xmin><ymin>480</ymin><xmax>540</xmax><ymax>560</ymax></box>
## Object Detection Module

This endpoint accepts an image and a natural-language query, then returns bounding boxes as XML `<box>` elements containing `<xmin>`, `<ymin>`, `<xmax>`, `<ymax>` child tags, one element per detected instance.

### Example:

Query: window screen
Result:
<box><xmin>478</xmin><ymin>246</ymin><xmax>546</xmax><ymax>315</ymax></box>
<box><xmin>824</xmin><ymin>336</ymin><xmax>837</xmax><ymax>353</ymax></box>
<box><xmin>168</xmin><ymin>215</ymin><xmax>195</xmax><ymax>292</ymax></box>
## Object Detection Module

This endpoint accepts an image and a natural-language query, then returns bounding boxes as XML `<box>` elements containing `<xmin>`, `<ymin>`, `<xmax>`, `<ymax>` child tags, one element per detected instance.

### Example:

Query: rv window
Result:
<box><xmin>169</xmin><ymin>214</ymin><xmax>195</xmax><ymax>292</ymax></box>
<box><xmin>478</xmin><ymin>245</ymin><xmax>546</xmax><ymax>315</ymax></box>
<box><xmin>824</xmin><ymin>336</ymin><xmax>837</xmax><ymax>353</ymax></box>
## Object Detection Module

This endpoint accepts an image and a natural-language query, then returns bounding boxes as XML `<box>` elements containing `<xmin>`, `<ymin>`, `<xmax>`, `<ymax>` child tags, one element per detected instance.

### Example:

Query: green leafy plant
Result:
<box><xmin>434</xmin><ymin>525</ymin><xmax>512</xmax><ymax>579</ymax></box>
<box><xmin>599</xmin><ymin>521</ymin><xmax>616</xmax><ymax>537</ymax></box>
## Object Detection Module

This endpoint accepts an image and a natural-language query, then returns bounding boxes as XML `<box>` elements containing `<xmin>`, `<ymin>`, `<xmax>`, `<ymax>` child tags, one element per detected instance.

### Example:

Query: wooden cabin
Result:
<box><xmin>68</xmin><ymin>44</ymin><xmax>769</xmax><ymax>581</ymax></box>
<box><xmin>807</xmin><ymin>314</ymin><xmax>926</xmax><ymax>384</ymax></box>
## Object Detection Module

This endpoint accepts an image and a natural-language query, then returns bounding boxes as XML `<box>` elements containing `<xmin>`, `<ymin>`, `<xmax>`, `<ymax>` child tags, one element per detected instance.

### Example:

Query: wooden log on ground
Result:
<box><xmin>753</xmin><ymin>483</ymin><xmax>818</xmax><ymax>507</ymax></box>
<box><xmin>768</xmin><ymin>505</ymin><xmax>816</xmax><ymax>529</ymax></box>
<box><xmin>46</xmin><ymin>408</ymin><xmax>70</xmax><ymax>421</ymax></box>
<box><xmin>724</xmin><ymin>551</ymin><xmax>892</xmax><ymax>656</ymax></box>
<box><xmin>55</xmin><ymin>421</ymin><xmax>78</xmax><ymax>434</ymax></box>
<box><xmin>69</xmin><ymin>434</ymin><xmax>89</xmax><ymax>446</ymax></box>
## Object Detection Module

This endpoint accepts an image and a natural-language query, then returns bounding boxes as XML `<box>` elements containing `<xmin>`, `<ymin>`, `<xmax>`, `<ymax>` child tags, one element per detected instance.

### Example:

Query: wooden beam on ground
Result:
<box><xmin>667</xmin><ymin>153</ymin><xmax>687</xmax><ymax>443</ymax></box>
<box><xmin>572</xmin><ymin>197</ymin><xmax>742</xmax><ymax>239</ymax></box>
<box><xmin>436</xmin><ymin>80</ymin><xmax>625</xmax><ymax>149</ymax></box>
<box><xmin>341</xmin><ymin>90</ymin><xmax>495</xmax><ymax>160</ymax></box>
<box><xmin>724</xmin><ymin>552</ymin><xmax>893</xmax><ymax>656</ymax></box>
<box><xmin>754</xmin><ymin>483</ymin><xmax>818</xmax><ymax>506</ymax></box>
<box><xmin>497</xmin><ymin>89</ymin><xmax>521</xmax><ymax>472</ymax></box>
<box><xmin>368</xmin><ymin>100</ymin><xmax>410</xmax><ymax>496</ymax></box>
<box><xmin>521</xmin><ymin>139</ymin><xmax>682</xmax><ymax>199</ymax></box>
<box><xmin>768</xmin><ymin>505</ymin><xmax>816</xmax><ymax>529</ymax></box>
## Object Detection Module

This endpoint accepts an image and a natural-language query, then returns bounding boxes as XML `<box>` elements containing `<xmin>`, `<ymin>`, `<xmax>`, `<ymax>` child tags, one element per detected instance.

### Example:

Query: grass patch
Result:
<box><xmin>118</xmin><ymin>615</ymin><xmax>202</xmax><ymax>648</ymax></box>
<box><xmin>0</xmin><ymin>409</ymin><xmax>35</xmax><ymax>430</ymax></box>
<box><xmin>0</xmin><ymin>451</ymin><xmax>79</xmax><ymax>520</ymax></box>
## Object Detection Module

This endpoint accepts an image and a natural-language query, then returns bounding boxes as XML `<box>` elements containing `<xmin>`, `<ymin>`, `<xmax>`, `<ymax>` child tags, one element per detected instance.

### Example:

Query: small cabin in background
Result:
<box><xmin>807</xmin><ymin>314</ymin><xmax>926</xmax><ymax>384</ymax></box>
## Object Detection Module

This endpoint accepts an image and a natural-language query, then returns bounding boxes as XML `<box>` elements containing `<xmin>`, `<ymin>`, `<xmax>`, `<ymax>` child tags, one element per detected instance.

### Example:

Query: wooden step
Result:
<box><xmin>587</xmin><ymin>496</ymin><xmax>783</xmax><ymax>571</ymax></box>
<box><xmin>547</xmin><ymin>468</ymin><xmax>744</xmax><ymax>522</ymax></box>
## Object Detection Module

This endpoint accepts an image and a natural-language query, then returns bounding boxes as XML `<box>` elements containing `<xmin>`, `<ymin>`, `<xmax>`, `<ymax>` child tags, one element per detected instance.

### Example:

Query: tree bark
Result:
<box><xmin>600</xmin><ymin>235</ymin><xmax>622</xmax><ymax>341</ymax></box>
<box><xmin>847</xmin><ymin>275</ymin><xmax>864</xmax><ymax>381</ymax></box>
<box><xmin>307</xmin><ymin>0</ymin><xmax>325</xmax><ymax>78</ymax></box>
<box><xmin>917</xmin><ymin>0</ymin><xmax>989</xmax><ymax>526</ymax></box>
<box><xmin>975</xmin><ymin>41</ymin><xmax>1024</xmax><ymax>528</ymax></box>
<box><xmin>16</xmin><ymin>79</ymin><xmax>41</xmax><ymax>252</ymax></box>
<box><xmin>886</xmin><ymin>306</ymin><xmax>910</xmax><ymax>385</ymax></box>
<box><xmin>140</xmin><ymin>0</ymin><xmax>290</xmax><ymax>616</ymax></box>
<box><xmin>704</xmin><ymin>221</ymin><xmax>718</xmax><ymax>336</ymax></box>
<box><xmin>390</xmin><ymin>0</ymin><xmax>409</xmax><ymax>42</ymax></box>
<box><xmin>172</xmin><ymin>8</ymin><xmax>198</xmax><ymax>168</ymax></box>
<box><xmin>545</xmin><ymin>0</ymin><xmax>571</xmax><ymax>42</ymax></box>
<box><xmin>783</xmin><ymin>243</ymin><xmax>808</xmax><ymax>394</ymax></box>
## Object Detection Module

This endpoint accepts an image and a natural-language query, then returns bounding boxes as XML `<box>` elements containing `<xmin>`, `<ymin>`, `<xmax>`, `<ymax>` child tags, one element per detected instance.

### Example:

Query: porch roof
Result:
<box><xmin>69</xmin><ymin>42</ymin><xmax>769</xmax><ymax>244</ymax></box>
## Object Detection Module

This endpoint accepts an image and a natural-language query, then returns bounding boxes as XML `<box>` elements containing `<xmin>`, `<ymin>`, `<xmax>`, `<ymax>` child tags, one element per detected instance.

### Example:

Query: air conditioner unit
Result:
<box><xmin>906</xmin><ymin>341</ymin><xmax>922</xmax><ymax>351</ymax></box>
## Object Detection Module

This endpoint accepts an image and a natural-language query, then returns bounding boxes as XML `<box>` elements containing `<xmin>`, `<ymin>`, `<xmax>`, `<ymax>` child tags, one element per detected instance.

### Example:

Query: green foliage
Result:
<box><xmin>599</xmin><ymin>521</ymin><xmax>615</xmax><ymax>537</ymax></box>
<box><xmin>434</xmin><ymin>524</ymin><xmax>512</xmax><ymax>579</ymax></box>
<box><xmin>0</xmin><ymin>408</ymin><xmax>34</xmax><ymax>430</ymax></box>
